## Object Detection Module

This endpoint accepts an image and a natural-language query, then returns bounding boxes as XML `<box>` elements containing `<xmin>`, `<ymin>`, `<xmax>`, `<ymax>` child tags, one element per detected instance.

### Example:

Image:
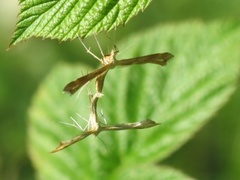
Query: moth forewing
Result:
<box><xmin>63</xmin><ymin>64</ymin><xmax>112</xmax><ymax>95</ymax></box>
<box><xmin>116</xmin><ymin>52</ymin><xmax>173</xmax><ymax>67</ymax></box>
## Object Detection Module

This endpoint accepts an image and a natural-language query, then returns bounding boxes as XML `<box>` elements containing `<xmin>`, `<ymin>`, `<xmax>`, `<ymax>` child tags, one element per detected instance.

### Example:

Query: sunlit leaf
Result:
<box><xmin>10</xmin><ymin>0</ymin><xmax>152</xmax><ymax>46</ymax></box>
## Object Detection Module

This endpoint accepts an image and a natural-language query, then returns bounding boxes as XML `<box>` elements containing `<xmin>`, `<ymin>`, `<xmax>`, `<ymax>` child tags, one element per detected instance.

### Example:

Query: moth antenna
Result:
<box><xmin>106</xmin><ymin>31</ymin><xmax>116</xmax><ymax>45</ymax></box>
<box><xmin>77</xmin><ymin>35</ymin><xmax>102</xmax><ymax>62</ymax></box>
<box><xmin>94</xmin><ymin>34</ymin><xmax>105</xmax><ymax>58</ymax></box>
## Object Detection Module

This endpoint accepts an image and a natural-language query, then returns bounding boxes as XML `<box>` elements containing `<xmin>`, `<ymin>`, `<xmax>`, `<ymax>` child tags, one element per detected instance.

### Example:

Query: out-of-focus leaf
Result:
<box><xmin>112</xmin><ymin>164</ymin><xmax>193</xmax><ymax>179</ymax></box>
<box><xmin>28</xmin><ymin>21</ymin><xmax>240</xmax><ymax>179</ymax></box>
<box><xmin>10</xmin><ymin>0</ymin><xmax>152</xmax><ymax>46</ymax></box>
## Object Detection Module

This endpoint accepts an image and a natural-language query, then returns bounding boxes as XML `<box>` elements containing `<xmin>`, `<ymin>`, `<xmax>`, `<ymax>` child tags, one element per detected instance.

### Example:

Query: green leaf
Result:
<box><xmin>112</xmin><ymin>164</ymin><xmax>193</xmax><ymax>179</ymax></box>
<box><xmin>10</xmin><ymin>0</ymin><xmax>152</xmax><ymax>46</ymax></box>
<box><xmin>28</xmin><ymin>21</ymin><xmax>240</xmax><ymax>179</ymax></box>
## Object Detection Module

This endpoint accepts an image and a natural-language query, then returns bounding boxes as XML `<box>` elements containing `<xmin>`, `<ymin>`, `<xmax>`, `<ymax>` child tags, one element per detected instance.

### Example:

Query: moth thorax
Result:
<box><xmin>101</xmin><ymin>50</ymin><xmax>116</xmax><ymax>65</ymax></box>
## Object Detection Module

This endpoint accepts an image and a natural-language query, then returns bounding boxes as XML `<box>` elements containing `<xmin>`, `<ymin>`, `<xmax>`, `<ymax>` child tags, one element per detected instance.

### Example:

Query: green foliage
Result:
<box><xmin>10</xmin><ymin>0</ymin><xmax>152</xmax><ymax>46</ymax></box>
<box><xmin>28</xmin><ymin>21</ymin><xmax>240</xmax><ymax>179</ymax></box>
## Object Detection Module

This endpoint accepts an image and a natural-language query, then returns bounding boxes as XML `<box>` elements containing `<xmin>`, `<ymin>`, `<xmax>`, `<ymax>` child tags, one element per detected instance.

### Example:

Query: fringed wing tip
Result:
<box><xmin>51</xmin><ymin>142</ymin><xmax>66</xmax><ymax>153</ymax></box>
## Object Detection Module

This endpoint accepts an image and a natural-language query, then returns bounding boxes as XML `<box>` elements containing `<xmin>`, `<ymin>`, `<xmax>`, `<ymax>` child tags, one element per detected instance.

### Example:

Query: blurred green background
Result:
<box><xmin>0</xmin><ymin>0</ymin><xmax>240</xmax><ymax>179</ymax></box>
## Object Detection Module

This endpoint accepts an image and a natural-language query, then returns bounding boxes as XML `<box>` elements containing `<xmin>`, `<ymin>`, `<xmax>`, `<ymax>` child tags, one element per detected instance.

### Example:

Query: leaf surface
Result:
<box><xmin>10</xmin><ymin>0</ymin><xmax>152</xmax><ymax>46</ymax></box>
<box><xmin>28</xmin><ymin>21</ymin><xmax>240</xmax><ymax>179</ymax></box>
